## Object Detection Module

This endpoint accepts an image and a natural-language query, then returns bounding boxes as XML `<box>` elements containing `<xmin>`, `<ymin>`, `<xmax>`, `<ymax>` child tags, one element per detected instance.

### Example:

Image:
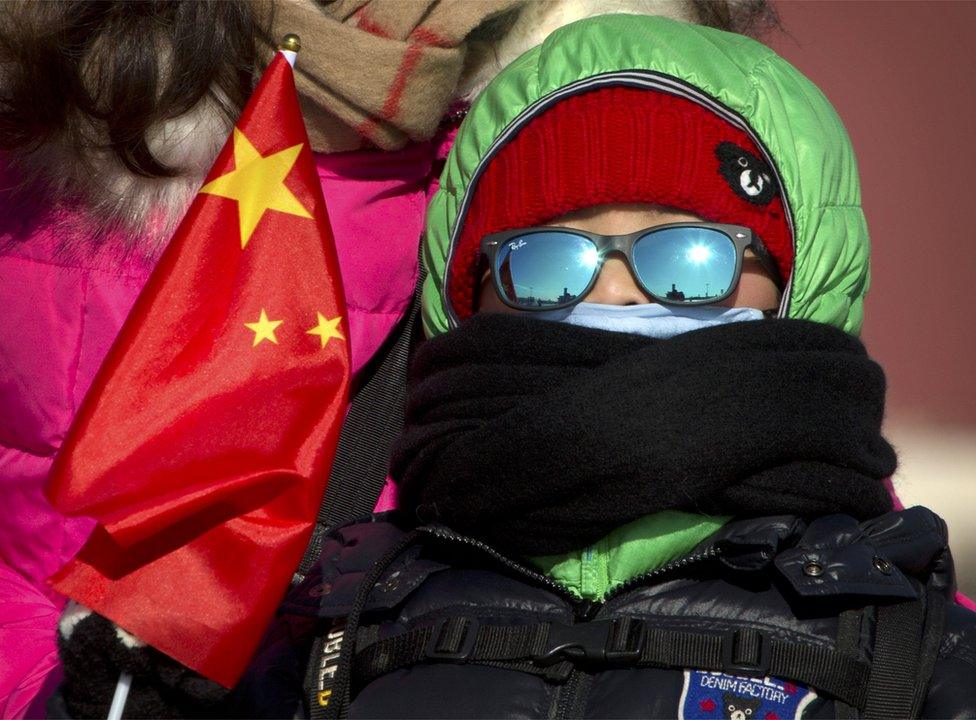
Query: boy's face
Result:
<box><xmin>476</xmin><ymin>203</ymin><xmax>782</xmax><ymax>314</ymax></box>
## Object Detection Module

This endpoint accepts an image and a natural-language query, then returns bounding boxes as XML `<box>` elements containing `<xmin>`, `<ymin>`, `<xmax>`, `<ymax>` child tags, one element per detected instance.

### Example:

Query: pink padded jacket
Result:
<box><xmin>0</xmin><ymin>122</ymin><xmax>457</xmax><ymax>718</ymax></box>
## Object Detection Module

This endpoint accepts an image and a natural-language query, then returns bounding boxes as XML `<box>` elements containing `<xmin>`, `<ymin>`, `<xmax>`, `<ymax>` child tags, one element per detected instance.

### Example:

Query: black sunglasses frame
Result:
<box><xmin>480</xmin><ymin>222</ymin><xmax>780</xmax><ymax>311</ymax></box>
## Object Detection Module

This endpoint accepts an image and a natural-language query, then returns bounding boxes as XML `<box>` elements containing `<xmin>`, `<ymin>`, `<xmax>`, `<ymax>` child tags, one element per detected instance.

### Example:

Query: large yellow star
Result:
<box><xmin>306</xmin><ymin>312</ymin><xmax>345</xmax><ymax>349</ymax></box>
<box><xmin>200</xmin><ymin>129</ymin><xmax>312</xmax><ymax>248</ymax></box>
<box><xmin>244</xmin><ymin>309</ymin><xmax>283</xmax><ymax>347</ymax></box>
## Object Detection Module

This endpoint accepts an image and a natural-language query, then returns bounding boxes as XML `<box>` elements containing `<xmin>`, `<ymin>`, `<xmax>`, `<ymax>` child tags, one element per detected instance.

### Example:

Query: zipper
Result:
<box><xmin>418</xmin><ymin>525</ymin><xmax>595</xmax><ymax>720</ymax></box>
<box><xmin>293</xmin><ymin>524</ymin><xmax>327</xmax><ymax>584</ymax></box>
<box><xmin>550</xmin><ymin>544</ymin><xmax>726</xmax><ymax>718</ymax></box>
<box><xmin>551</xmin><ymin>599</ymin><xmax>603</xmax><ymax>719</ymax></box>
<box><xmin>442</xmin><ymin>70</ymin><xmax>797</xmax><ymax>328</ymax></box>
<box><xmin>601</xmin><ymin>545</ymin><xmax>724</xmax><ymax>604</ymax></box>
<box><xmin>416</xmin><ymin>525</ymin><xmax>580</xmax><ymax>602</ymax></box>
<box><xmin>553</xmin><ymin>668</ymin><xmax>586</xmax><ymax>720</ymax></box>
<box><xmin>418</xmin><ymin>524</ymin><xmax>724</xmax><ymax>608</ymax></box>
<box><xmin>418</xmin><ymin>525</ymin><xmax>723</xmax><ymax>719</ymax></box>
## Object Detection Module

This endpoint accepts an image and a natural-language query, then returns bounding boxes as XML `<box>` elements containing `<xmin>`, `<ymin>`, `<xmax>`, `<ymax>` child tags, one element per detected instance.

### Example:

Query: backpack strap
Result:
<box><xmin>351</xmin><ymin>617</ymin><xmax>873</xmax><ymax>709</ymax></box>
<box><xmin>833</xmin><ymin>608</ymin><xmax>865</xmax><ymax>719</ymax></box>
<box><xmin>343</xmin><ymin>586</ymin><xmax>947</xmax><ymax>716</ymax></box>
<box><xmin>310</xmin><ymin>530</ymin><xmax>423</xmax><ymax>720</ymax></box>
<box><xmin>912</xmin><ymin>586</ymin><xmax>948</xmax><ymax>714</ymax></box>
<box><xmin>294</xmin><ymin>256</ymin><xmax>426</xmax><ymax>581</ymax></box>
<box><xmin>863</xmin><ymin>584</ymin><xmax>947</xmax><ymax>719</ymax></box>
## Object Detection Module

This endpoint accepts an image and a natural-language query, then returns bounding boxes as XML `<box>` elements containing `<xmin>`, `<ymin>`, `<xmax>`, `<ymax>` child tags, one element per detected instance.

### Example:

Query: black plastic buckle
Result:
<box><xmin>606</xmin><ymin>617</ymin><xmax>646</xmax><ymax>664</ymax></box>
<box><xmin>425</xmin><ymin>617</ymin><xmax>479</xmax><ymax>661</ymax></box>
<box><xmin>721</xmin><ymin>628</ymin><xmax>771</xmax><ymax>677</ymax></box>
<box><xmin>535</xmin><ymin>618</ymin><xmax>644</xmax><ymax>668</ymax></box>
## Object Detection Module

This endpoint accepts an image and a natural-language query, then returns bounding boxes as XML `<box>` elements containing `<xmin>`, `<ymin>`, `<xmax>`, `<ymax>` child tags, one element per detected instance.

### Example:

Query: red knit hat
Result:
<box><xmin>449</xmin><ymin>86</ymin><xmax>793</xmax><ymax>321</ymax></box>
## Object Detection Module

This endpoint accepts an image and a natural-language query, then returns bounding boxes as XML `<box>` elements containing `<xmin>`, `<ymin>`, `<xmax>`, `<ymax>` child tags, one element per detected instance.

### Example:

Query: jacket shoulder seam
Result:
<box><xmin>747</xmin><ymin>52</ymin><xmax>783</xmax><ymax>115</ymax></box>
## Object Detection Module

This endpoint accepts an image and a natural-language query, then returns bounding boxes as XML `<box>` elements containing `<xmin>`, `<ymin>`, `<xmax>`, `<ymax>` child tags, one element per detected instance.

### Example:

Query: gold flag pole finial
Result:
<box><xmin>279</xmin><ymin>34</ymin><xmax>301</xmax><ymax>53</ymax></box>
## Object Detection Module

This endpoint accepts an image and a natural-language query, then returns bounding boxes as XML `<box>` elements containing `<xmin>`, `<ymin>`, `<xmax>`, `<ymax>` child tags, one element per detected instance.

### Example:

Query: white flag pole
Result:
<box><xmin>107</xmin><ymin>672</ymin><xmax>132</xmax><ymax>720</ymax></box>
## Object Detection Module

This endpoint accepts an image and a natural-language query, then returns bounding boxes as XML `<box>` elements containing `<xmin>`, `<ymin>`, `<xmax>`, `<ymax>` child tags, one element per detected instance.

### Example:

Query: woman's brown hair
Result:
<box><xmin>692</xmin><ymin>0</ymin><xmax>782</xmax><ymax>37</ymax></box>
<box><xmin>0</xmin><ymin>0</ymin><xmax>260</xmax><ymax>178</ymax></box>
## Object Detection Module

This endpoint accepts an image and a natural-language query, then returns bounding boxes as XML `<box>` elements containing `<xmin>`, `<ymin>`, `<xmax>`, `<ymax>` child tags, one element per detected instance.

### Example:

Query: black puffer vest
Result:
<box><xmin>233</xmin><ymin>506</ymin><xmax>976</xmax><ymax>719</ymax></box>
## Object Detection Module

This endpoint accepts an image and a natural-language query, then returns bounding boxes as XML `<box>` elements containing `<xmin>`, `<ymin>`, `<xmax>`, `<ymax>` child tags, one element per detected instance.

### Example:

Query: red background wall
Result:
<box><xmin>764</xmin><ymin>0</ymin><xmax>976</xmax><ymax>592</ymax></box>
<box><xmin>766</xmin><ymin>0</ymin><xmax>976</xmax><ymax>424</ymax></box>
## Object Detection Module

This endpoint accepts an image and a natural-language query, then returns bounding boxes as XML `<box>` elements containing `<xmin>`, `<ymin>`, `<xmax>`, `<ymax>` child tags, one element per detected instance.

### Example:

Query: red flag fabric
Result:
<box><xmin>46</xmin><ymin>53</ymin><xmax>350</xmax><ymax>687</ymax></box>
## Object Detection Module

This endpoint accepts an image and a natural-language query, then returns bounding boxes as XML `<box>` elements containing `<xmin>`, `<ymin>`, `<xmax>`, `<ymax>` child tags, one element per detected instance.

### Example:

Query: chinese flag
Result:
<box><xmin>46</xmin><ymin>52</ymin><xmax>350</xmax><ymax>687</ymax></box>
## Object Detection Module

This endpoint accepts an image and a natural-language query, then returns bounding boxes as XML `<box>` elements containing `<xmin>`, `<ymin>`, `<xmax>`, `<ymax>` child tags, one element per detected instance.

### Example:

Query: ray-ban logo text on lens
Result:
<box><xmin>510</xmin><ymin>239</ymin><xmax>528</xmax><ymax>251</ymax></box>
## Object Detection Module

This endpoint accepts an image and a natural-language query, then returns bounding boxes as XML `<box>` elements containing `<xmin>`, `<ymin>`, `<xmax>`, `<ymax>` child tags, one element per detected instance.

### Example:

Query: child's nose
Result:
<box><xmin>583</xmin><ymin>254</ymin><xmax>656</xmax><ymax>305</ymax></box>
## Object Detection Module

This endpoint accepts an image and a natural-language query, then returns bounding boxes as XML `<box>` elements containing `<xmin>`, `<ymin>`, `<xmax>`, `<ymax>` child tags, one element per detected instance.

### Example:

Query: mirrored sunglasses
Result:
<box><xmin>480</xmin><ymin>222</ymin><xmax>779</xmax><ymax>311</ymax></box>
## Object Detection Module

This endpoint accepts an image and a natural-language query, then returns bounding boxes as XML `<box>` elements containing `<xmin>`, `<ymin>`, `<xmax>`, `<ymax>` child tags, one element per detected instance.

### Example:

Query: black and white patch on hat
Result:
<box><xmin>715</xmin><ymin>142</ymin><xmax>777</xmax><ymax>205</ymax></box>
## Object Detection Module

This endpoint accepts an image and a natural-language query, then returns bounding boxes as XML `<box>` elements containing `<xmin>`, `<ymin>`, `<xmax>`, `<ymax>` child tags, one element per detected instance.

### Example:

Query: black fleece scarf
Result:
<box><xmin>391</xmin><ymin>314</ymin><xmax>896</xmax><ymax>556</ymax></box>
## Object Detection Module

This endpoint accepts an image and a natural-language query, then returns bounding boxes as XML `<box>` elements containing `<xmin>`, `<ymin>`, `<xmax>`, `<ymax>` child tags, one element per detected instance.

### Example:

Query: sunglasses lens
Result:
<box><xmin>633</xmin><ymin>227</ymin><xmax>737</xmax><ymax>303</ymax></box>
<box><xmin>495</xmin><ymin>232</ymin><xmax>599</xmax><ymax>308</ymax></box>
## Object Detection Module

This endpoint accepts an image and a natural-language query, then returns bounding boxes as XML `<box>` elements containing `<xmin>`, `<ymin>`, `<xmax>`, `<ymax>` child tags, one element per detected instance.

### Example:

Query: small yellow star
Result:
<box><xmin>244</xmin><ymin>309</ymin><xmax>283</xmax><ymax>347</ymax></box>
<box><xmin>200</xmin><ymin>129</ymin><xmax>312</xmax><ymax>248</ymax></box>
<box><xmin>306</xmin><ymin>312</ymin><xmax>345</xmax><ymax>349</ymax></box>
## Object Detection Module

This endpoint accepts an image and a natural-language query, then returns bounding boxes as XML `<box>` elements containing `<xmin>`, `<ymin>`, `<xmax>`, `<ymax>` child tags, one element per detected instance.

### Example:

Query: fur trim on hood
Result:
<box><xmin>1</xmin><ymin>96</ymin><xmax>230</xmax><ymax>263</ymax></box>
<box><xmin>457</xmin><ymin>0</ymin><xmax>698</xmax><ymax>102</ymax></box>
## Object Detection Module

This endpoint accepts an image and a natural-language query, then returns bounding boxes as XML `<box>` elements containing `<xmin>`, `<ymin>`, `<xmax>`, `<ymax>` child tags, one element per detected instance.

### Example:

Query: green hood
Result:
<box><xmin>422</xmin><ymin>14</ymin><xmax>870</xmax><ymax>336</ymax></box>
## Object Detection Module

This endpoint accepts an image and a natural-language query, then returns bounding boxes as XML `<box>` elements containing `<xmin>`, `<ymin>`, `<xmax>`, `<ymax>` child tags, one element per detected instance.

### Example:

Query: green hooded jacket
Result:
<box><xmin>419</xmin><ymin>14</ymin><xmax>871</xmax><ymax>600</ymax></box>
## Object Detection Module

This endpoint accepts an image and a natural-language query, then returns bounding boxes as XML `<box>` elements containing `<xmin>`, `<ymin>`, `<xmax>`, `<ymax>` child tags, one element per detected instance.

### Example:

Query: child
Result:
<box><xmin>58</xmin><ymin>12</ymin><xmax>976</xmax><ymax>720</ymax></box>
<box><xmin>288</xmin><ymin>14</ymin><xmax>976</xmax><ymax>719</ymax></box>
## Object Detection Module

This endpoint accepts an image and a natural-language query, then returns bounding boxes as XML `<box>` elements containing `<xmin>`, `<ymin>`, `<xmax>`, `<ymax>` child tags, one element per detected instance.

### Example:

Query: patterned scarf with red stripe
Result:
<box><xmin>263</xmin><ymin>0</ymin><xmax>523</xmax><ymax>153</ymax></box>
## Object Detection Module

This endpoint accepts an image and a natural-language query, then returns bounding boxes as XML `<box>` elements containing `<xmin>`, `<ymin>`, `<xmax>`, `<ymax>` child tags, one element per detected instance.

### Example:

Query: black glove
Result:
<box><xmin>56</xmin><ymin>603</ymin><xmax>229</xmax><ymax>719</ymax></box>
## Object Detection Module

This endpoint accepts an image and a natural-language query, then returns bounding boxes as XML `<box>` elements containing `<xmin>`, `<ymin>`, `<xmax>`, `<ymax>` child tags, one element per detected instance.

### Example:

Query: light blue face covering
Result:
<box><xmin>531</xmin><ymin>302</ymin><xmax>765</xmax><ymax>339</ymax></box>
